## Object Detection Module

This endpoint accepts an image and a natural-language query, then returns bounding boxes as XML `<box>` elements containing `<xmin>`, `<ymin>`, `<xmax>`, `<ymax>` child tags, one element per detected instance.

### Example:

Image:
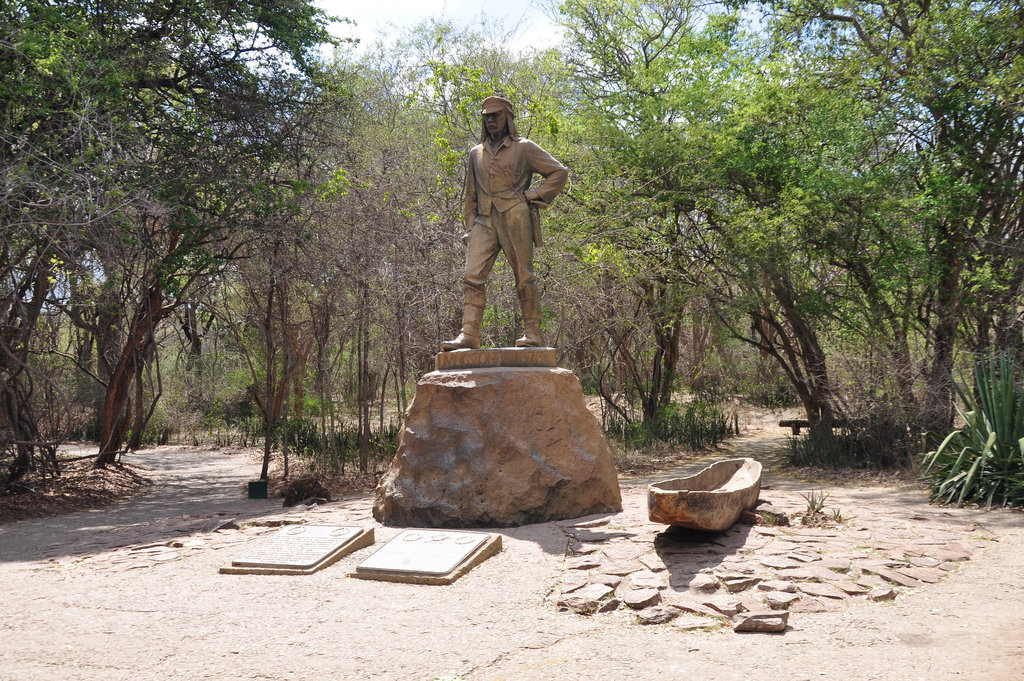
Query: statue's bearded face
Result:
<box><xmin>483</xmin><ymin>109</ymin><xmax>508</xmax><ymax>138</ymax></box>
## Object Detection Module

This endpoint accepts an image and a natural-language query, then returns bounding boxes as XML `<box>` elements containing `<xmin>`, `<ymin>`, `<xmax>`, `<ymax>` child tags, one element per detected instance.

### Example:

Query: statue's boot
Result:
<box><xmin>441</xmin><ymin>286</ymin><xmax>484</xmax><ymax>351</ymax></box>
<box><xmin>515</xmin><ymin>284</ymin><xmax>544</xmax><ymax>347</ymax></box>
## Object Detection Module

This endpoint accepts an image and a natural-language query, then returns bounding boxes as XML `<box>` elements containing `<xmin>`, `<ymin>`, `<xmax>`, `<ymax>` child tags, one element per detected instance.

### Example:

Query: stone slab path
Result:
<box><xmin>549</xmin><ymin>435</ymin><xmax>996</xmax><ymax>625</ymax></box>
<box><xmin>2</xmin><ymin>439</ymin><xmax>1023</xmax><ymax>680</ymax></box>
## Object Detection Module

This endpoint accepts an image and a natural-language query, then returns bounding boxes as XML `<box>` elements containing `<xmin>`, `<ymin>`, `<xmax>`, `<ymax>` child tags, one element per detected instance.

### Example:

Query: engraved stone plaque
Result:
<box><xmin>356</xmin><ymin>529</ymin><xmax>491</xmax><ymax>576</ymax></box>
<box><xmin>222</xmin><ymin>525</ymin><xmax>372</xmax><ymax>574</ymax></box>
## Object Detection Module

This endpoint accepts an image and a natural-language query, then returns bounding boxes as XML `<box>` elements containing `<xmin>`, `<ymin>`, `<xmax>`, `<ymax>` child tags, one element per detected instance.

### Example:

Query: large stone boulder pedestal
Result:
<box><xmin>373</xmin><ymin>351</ymin><xmax>622</xmax><ymax>527</ymax></box>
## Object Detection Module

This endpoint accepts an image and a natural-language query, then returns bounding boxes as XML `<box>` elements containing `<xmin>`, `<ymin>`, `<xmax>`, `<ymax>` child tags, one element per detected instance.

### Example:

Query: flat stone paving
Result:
<box><xmin>541</xmin><ymin>435</ymin><xmax>995</xmax><ymax>628</ymax></box>
<box><xmin>551</xmin><ymin>483</ymin><xmax>992</xmax><ymax>627</ymax></box>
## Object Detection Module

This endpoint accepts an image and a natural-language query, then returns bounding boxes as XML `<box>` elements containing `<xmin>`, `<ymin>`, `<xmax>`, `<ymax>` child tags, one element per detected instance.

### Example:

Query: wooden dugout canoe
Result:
<box><xmin>648</xmin><ymin>458</ymin><xmax>762</xmax><ymax>532</ymax></box>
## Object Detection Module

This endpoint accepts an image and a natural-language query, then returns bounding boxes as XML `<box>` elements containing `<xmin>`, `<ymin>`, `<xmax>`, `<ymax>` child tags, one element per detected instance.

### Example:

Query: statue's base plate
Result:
<box><xmin>435</xmin><ymin>347</ymin><xmax>555</xmax><ymax>371</ymax></box>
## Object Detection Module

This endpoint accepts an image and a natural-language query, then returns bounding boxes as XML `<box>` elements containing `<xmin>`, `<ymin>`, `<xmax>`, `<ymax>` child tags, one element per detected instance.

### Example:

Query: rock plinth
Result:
<box><xmin>373</xmin><ymin>365</ymin><xmax>622</xmax><ymax>527</ymax></box>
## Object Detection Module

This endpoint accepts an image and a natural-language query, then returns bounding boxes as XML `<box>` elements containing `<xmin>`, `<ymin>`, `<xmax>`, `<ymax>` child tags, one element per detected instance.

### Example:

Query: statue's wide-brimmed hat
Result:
<box><xmin>480</xmin><ymin>96</ymin><xmax>515</xmax><ymax>116</ymax></box>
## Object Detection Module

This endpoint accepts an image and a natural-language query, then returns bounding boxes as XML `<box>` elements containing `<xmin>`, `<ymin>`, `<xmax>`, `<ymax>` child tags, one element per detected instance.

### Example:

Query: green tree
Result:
<box><xmin>1</xmin><ymin>0</ymin><xmax>337</xmax><ymax>471</ymax></box>
<box><xmin>558</xmin><ymin>0</ymin><xmax>1023</xmax><ymax>457</ymax></box>
<box><xmin>556</xmin><ymin>0</ymin><xmax>742</xmax><ymax>424</ymax></box>
<box><xmin>762</xmin><ymin>0</ymin><xmax>1024</xmax><ymax>431</ymax></box>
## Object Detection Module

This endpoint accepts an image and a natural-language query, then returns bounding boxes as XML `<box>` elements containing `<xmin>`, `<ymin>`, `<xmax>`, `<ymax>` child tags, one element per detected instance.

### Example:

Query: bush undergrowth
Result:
<box><xmin>269</xmin><ymin>417</ymin><xmax>400</xmax><ymax>474</ymax></box>
<box><xmin>606</xmin><ymin>401</ymin><xmax>735</xmax><ymax>452</ymax></box>
<box><xmin>923</xmin><ymin>354</ymin><xmax>1024</xmax><ymax>508</ymax></box>
<box><xmin>786</xmin><ymin>418</ymin><xmax>917</xmax><ymax>470</ymax></box>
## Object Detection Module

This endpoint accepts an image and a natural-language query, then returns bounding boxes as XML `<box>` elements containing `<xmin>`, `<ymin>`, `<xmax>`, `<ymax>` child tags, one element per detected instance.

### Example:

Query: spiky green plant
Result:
<box><xmin>800</xmin><ymin>489</ymin><xmax>830</xmax><ymax>515</ymax></box>
<box><xmin>923</xmin><ymin>354</ymin><xmax>1024</xmax><ymax>507</ymax></box>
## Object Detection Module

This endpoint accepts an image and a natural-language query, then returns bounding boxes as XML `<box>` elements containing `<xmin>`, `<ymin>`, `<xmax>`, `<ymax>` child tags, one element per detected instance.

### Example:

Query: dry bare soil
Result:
<box><xmin>1</xmin><ymin>423</ymin><xmax>1022</xmax><ymax>681</ymax></box>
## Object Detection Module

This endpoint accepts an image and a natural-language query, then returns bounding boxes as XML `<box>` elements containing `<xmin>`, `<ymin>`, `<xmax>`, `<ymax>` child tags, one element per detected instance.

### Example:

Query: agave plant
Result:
<box><xmin>923</xmin><ymin>354</ymin><xmax>1024</xmax><ymax>507</ymax></box>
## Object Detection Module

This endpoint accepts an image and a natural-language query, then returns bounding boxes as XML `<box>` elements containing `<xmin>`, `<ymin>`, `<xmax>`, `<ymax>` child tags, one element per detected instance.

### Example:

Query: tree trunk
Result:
<box><xmin>639</xmin><ymin>281</ymin><xmax>682</xmax><ymax>424</ymax></box>
<box><xmin>260</xmin><ymin>275</ymin><xmax>276</xmax><ymax>482</ymax></box>
<box><xmin>922</xmin><ymin>222</ymin><xmax>963</xmax><ymax>434</ymax></box>
<box><xmin>393</xmin><ymin>361</ymin><xmax>405</xmax><ymax>421</ymax></box>
<box><xmin>687</xmin><ymin>320</ymin><xmax>712</xmax><ymax>384</ymax></box>
<box><xmin>357</xmin><ymin>304</ymin><xmax>371</xmax><ymax>474</ymax></box>
<box><xmin>644</xmin><ymin>340</ymin><xmax>664</xmax><ymax>423</ymax></box>
<box><xmin>396</xmin><ymin>307</ymin><xmax>409</xmax><ymax>415</ymax></box>
<box><xmin>770</xmin><ymin>277</ymin><xmax>836</xmax><ymax>427</ymax></box>
<box><xmin>657</xmin><ymin>319</ymin><xmax>682</xmax><ymax>409</ymax></box>
<box><xmin>94</xmin><ymin>282</ymin><xmax>164</xmax><ymax>467</ymax></box>
<box><xmin>280</xmin><ymin>278</ymin><xmax>290</xmax><ymax>481</ymax></box>
<box><xmin>1</xmin><ymin>253</ymin><xmax>58</xmax><ymax>485</ymax></box>
<box><xmin>126</xmin><ymin>359</ymin><xmax>146</xmax><ymax>451</ymax></box>
<box><xmin>378</xmin><ymin>363</ymin><xmax>389</xmax><ymax>432</ymax></box>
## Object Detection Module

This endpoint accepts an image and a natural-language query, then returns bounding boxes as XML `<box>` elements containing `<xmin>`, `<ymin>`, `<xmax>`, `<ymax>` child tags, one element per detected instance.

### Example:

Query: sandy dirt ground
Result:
<box><xmin>1</xmin><ymin>436</ymin><xmax>1023</xmax><ymax>681</ymax></box>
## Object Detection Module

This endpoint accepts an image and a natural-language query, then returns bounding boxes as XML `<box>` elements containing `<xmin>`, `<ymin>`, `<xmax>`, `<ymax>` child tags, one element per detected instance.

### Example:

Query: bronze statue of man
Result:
<box><xmin>441</xmin><ymin>95</ymin><xmax>568</xmax><ymax>351</ymax></box>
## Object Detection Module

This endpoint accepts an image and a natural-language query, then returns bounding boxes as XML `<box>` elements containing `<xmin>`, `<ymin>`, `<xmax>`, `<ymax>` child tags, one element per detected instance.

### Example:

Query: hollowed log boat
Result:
<box><xmin>648</xmin><ymin>458</ymin><xmax>762</xmax><ymax>531</ymax></box>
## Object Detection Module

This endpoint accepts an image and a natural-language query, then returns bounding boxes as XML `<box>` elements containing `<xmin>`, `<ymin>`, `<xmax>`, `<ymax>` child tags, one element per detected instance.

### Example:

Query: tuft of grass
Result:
<box><xmin>801</xmin><ymin>488</ymin><xmax>830</xmax><ymax>515</ymax></box>
<box><xmin>798</xmin><ymin>489</ymin><xmax>843</xmax><ymax>526</ymax></box>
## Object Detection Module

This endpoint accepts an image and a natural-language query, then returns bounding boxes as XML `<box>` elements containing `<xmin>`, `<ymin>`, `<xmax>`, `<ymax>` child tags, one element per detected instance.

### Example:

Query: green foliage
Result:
<box><xmin>685</xmin><ymin>346</ymin><xmax>798</xmax><ymax>408</ymax></box>
<box><xmin>137</xmin><ymin>409</ymin><xmax>173</xmax><ymax>447</ymax></box>
<box><xmin>269</xmin><ymin>417</ymin><xmax>400</xmax><ymax>474</ymax></box>
<box><xmin>759</xmin><ymin>0</ymin><xmax>1024</xmax><ymax>424</ymax></box>
<box><xmin>606</xmin><ymin>400</ymin><xmax>733</xmax><ymax>451</ymax></box>
<box><xmin>559</xmin><ymin>0</ymin><xmax>1024</xmax><ymax>453</ymax></box>
<box><xmin>923</xmin><ymin>355</ymin><xmax>1024</xmax><ymax>508</ymax></box>
<box><xmin>9</xmin><ymin>0</ymin><xmax>1024</xmax><ymax>488</ymax></box>
<box><xmin>747</xmin><ymin>376</ymin><xmax>799</xmax><ymax>409</ymax></box>
<box><xmin>408</xmin><ymin>18</ymin><xmax>568</xmax><ymax>179</ymax></box>
<box><xmin>2</xmin><ymin>0</ymin><xmax>343</xmax><ymax>467</ymax></box>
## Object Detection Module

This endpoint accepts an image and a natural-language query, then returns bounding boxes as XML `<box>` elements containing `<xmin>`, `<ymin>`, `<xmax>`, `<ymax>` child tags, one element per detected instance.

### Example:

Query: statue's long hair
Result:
<box><xmin>479</xmin><ymin>111</ymin><xmax>520</xmax><ymax>143</ymax></box>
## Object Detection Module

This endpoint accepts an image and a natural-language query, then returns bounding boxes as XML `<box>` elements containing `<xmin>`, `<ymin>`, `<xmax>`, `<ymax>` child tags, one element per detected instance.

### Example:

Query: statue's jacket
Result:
<box><xmin>464</xmin><ymin>135</ymin><xmax>568</xmax><ymax>245</ymax></box>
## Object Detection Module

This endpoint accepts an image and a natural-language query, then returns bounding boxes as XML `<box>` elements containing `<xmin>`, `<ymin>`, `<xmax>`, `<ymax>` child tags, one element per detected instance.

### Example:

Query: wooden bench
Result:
<box><xmin>779</xmin><ymin>419</ymin><xmax>809</xmax><ymax>434</ymax></box>
<box><xmin>778</xmin><ymin>418</ymin><xmax>848</xmax><ymax>435</ymax></box>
